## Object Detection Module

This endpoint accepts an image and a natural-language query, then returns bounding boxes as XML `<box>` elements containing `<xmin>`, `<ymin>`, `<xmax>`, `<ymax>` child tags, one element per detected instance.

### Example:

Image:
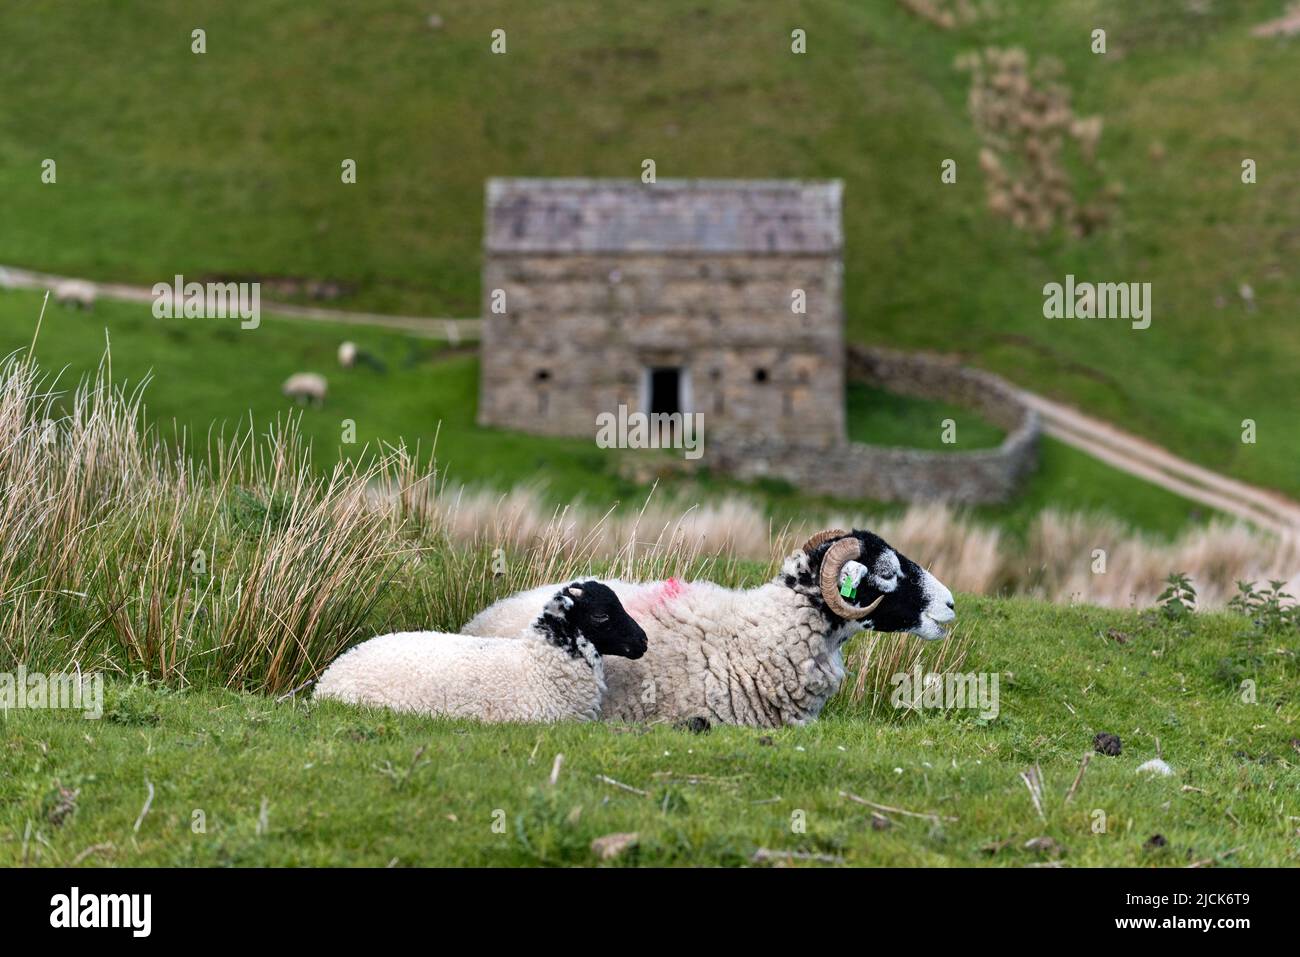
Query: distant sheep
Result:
<box><xmin>337</xmin><ymin>341</ymin><xmax>387</xmax><ymax>374</ymax></box>
<box><xmin>281</xmin><ymin>372</ymin><xmax>327</xmax><ymax>407</ymax></box>
<box><xmin>53</xmin><ymin>280</ymin><xmax>96</xmax><ymax>310</ymax></box>
<box><xmin>463</xmin><ymin>529</ymin><xmax>956</xmax><ymax>728</ymax></box>
<box><xmin>314</xmin><ymin>581</ymin><xmax>647</xmax><ymax>723</ymax></box>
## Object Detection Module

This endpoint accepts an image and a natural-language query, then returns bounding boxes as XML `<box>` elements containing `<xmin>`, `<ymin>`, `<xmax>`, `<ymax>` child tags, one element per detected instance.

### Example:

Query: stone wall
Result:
<box><xmin>711</xmin><ymin>346</ymin><xmax>1040</xmax><ymax>504</ymax></box>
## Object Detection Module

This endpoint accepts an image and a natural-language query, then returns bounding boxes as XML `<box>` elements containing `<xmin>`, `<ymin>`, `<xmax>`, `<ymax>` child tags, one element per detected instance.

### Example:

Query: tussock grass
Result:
<box><xmin>0</xmin><ymin>354</ymin><xmax>413</xmax><ymax>693</ymax></box>
<box><xmin>842</xmin><ymin>628</ymin><xmax>972</xmax><ymax>718</ymax></box>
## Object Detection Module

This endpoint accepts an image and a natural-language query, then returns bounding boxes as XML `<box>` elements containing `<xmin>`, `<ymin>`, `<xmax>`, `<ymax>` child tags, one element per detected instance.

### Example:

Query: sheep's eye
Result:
<box><xmin>591</xmin><ymin>614</ymin><xmax>609</xmax><ymax>624</ymax></box>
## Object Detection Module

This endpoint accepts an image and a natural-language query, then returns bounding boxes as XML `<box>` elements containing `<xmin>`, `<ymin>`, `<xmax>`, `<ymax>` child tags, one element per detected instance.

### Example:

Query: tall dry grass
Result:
<box><xmin>418</xmin><ymin>485</ymin><xmax>1300</xmax><ymax>610</ymax></box>
<box><xmin>0</xmin><ymin>354</ymin><xmax>417</xmax><ymax>693</ymax></box>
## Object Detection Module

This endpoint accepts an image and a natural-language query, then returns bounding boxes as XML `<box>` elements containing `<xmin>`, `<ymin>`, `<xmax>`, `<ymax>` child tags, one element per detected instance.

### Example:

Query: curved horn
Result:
<box><xmin>819</xmin><ymin>537</ymin><xmax>881</xmax><ymax>620</ymax></box>
<box><xmin>801</xmin><ymin>528</ymin><xmax>848</xmax><ymax>554</ymax></box>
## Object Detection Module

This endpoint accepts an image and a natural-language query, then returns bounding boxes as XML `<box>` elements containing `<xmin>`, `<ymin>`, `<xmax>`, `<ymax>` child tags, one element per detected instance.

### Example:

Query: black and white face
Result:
<box><xmin>843</xmin><ymin>531</ymin><xmax>954</xmax><ymax>639</ymax></box>
<box><xmin>793</xmin><ymin>531</ymin><xmax>955</xmax><ymax>640</ymax></box>
<box><xmin>560</xmin><ymin>581</ymin><xmax>648</xmax><ymax>659</ymax></box>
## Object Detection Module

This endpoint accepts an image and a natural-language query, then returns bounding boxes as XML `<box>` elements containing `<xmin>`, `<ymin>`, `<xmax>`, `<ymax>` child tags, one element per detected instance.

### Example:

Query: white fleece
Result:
<box><xmin>462</xmin><ymin>560</ymin><xmax>854</xmax><ymax>728</ymax></box>
<box><xmin>314</xmin><ymin>599</ymin><xmax>606</xmax><ymax>723</ymax></box>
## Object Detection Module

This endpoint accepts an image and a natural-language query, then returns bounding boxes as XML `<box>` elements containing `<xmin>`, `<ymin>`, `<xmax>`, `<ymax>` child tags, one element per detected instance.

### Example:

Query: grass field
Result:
<box><xmin>4</xmin><ymin>598</ymin><xmax>1297</xmax><ymax>867</ymax></box>
<box><xmin>0</xmin><ymin>287</ymin><xmax>1210</xmax><ymax>538</ymax></box>
<box><xmin>2</xmin><ymin>0</ymin><xmax>1297</xmax><ymax>501</ymax></box>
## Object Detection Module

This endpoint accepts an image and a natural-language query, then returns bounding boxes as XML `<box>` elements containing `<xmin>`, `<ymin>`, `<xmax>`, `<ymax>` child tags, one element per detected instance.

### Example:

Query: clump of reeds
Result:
<box><xmin>838</xmin><ymin>625</ymin><xmax>974</xmax><ymax>717</ymax></box>
<box><xmin>0</xmin><ymin>352</ymin><xmax>422</xmax><ymax>694</ymax></box>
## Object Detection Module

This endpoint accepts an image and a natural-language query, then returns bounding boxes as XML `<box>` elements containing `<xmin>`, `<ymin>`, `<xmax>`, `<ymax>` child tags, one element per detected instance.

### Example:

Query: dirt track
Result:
<box><xmin>1018</xmin><ymin>389</ymin><xmax>1300</xmax><ymax>540</ymax></box>
<box><xmin>0</xmin><ymin>265</ymin><xmax>480</xmax><ymax>342</ymax></box>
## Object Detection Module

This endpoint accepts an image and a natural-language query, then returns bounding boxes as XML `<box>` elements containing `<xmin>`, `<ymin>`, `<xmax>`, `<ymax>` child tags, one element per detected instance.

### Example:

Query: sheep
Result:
<box><xmin>462</xmin><ymin>529</ymin><xmax>956</xmax><ymax>728</ymax></box>
<box><xmin>314</xmin><ymin>581</ymin><xmax>648</xmax><ymax>723</ymax></box>
<box><xmin>337</xmin><ymin>341</ymin><xmax>387</xmax><ymax>373</ymax></box>
<box><xmin>281</xmin><ymin>372</ymin><xmax>327</xmax><ymax>407</ymax></box>
<box><xmin>53</xmin><ymin>279</ymin><xmax>96</xmax><ymax>310</ymax></box>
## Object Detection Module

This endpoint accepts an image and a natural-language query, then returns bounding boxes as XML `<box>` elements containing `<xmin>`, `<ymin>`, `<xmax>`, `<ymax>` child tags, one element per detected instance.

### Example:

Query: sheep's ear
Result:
<box><xmin>566</xmin><ymin>586</ymin><xmax>584</xmax><ymax>599</ymax></box>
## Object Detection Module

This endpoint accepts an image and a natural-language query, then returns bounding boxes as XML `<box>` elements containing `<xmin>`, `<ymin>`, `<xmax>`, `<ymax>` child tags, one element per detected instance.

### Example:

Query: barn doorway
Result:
<box><xmin>648</xmin><ymin>367</ymin><xmax>682</xmax><ymax>416</ymax></box>
<box><xmin>644</xmin><ymin>366</ymin><xmax>685</xmax><ymax>447</ymax></box>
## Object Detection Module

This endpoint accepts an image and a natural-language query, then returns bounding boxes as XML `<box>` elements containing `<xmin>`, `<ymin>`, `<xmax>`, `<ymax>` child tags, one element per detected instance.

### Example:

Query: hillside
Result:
<box><xmin>1</xmin><ymin>0</ymin><xmax>1297</xmax><ymax>501</ymax></box>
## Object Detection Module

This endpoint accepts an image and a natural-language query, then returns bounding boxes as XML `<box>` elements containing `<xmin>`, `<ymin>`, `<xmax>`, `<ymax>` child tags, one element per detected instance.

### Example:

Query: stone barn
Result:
<box><xmin>476</xmin><ymin>177</ymin><xmax>1040</xmax><ymax>503</ymax></box>
<box><xmin>477</xmin><ymin>178</ymin><xmax>847</xmax><ymax>451</ymax></box>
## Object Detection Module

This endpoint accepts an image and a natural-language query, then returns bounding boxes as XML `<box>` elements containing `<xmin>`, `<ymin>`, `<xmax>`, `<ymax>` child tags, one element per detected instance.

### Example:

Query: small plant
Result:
<box><xmin>1227</xmin><ymin>580</ymin><xmax>1297</xmax><ymax>634</ymax></box>
<box><xmin>1156</xmin><ymin>572</ymin><xmax>1197</xmax><ymax>620</ymax></box>
<box><xmin>1218</xmin><ymin>580</ymin><xmax>1298</xmax><ymax>688</ymax></box>
<box><xmin>512</xmin><ymin>788</ymin><xmax>591</xmax><ymax>865</ymax></box>
<box><xmin>105</xmin><ymin>679</ymin><xmax>169</xmax><ymax>726</ymax></box>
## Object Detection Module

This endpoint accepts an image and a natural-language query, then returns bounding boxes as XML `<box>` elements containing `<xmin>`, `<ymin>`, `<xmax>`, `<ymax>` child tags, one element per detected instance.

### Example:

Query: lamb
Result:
<box><xmin>281</xmin><ymin>371</ymin><xmax>327</xmax><ymax>407</ymax></box>
<box><xmin>338</xmin><ymin>341</ymin><xmax>357</xmax><ymax>368</ymax></box>
<box><xmin>314</xmin><ymin>581</ymin><xmax>647</xmax><ymax>723</ymax></box>
<box><xmin>462</xmin><ymin>529</ymin><xmax>956</xmax><ymax>728</ymax></box>
<box><xmin>53</xmin><ymin>279</ymin><xmax>96</xmax><ymax>310</ymax></box>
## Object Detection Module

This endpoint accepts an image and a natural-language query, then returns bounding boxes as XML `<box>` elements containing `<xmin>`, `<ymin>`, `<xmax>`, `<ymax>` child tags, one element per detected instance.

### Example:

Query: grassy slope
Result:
<box><xmin>3</xmin><ymin>598</ymin><xmax>1296</xmax><ymax>866</ymax></box>
<box><xmin>847</xmin><ymin>382</ymin><xmax>1005</xmax><ymax>450</ymax></box>
<box><xmin>0</xmin><ymin>1</ymin><xmax>1296</xmax><ymax>499</ymax></box>
<box><xmin>0</xmin><ymin>287</ymin><xmax>1208</xmax><ymax>537</ymax></box>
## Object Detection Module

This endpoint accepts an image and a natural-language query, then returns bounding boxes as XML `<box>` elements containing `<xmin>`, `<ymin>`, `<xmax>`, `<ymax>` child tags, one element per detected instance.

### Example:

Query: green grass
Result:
<box><xmin>0</xmin><ymin>287</ymin><xmax>1209</xmax><ymax>538</ymax></box>
<box><xmin>1</xmin><ymin>0</ymin><xmax>1297</xmax><ymax>501</ymax></box>
<box><xmin>4</xmin><ymin>598</ymin><xmax>1296</xmax><ymax>866</ymax></box>
<box><xmin>846</xmin><ymin>382</ymin><xmax>1005</xmax><ymax>450</ymax></box>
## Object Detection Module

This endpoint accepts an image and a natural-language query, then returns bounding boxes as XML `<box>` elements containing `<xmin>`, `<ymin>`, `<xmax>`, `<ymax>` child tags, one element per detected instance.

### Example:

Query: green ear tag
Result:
<box><xmin>840</xmin><ymin>579</ymin><xmax>857</xmax><ymax>599</ymax></box>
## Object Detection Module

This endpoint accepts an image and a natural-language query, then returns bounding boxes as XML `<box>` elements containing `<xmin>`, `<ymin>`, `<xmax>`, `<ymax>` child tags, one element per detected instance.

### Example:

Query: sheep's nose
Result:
<box><xmin>946</xmin><ymin>599</ymin><xmax>955</xmax><ymax>610</ymax></box>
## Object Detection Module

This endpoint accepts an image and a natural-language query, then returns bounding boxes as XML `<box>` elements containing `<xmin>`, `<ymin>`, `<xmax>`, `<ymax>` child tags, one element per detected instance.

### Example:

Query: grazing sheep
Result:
<box><xmin>336</xmin><ymin>340</ymin><xmax>388</xmax><ymax>374</ymax></box>
<box><xmin>314</xmin><ymin>581</ymin><xmax>647</xmax><ymax>723</ymax></box>
<box><xmin>462</xmin><ymin>529</ymin><xmax>956</xmax><ymax>728</ymax></box>
<box><xmin>53</xmin><ymin>279</ymin><xmax>96</xmax><ymax>310</ymax></box>
<box><xmin>281</xmin><ymin>372</ymin><xmax>327</xmax><ymax>407</ymax></box>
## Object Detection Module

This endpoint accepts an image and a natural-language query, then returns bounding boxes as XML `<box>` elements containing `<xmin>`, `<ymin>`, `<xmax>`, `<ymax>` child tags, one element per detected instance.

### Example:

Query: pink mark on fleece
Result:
<box><xmin>626</xmin><ymin>577</ymin><xmax>688</xmax><ymax>615</ymax></box>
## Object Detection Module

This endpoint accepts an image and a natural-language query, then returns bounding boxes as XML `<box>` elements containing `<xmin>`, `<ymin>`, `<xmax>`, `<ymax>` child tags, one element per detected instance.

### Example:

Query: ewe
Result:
<box><xmin>281</xmin><ymin>372</ymin><xmax>327</xmax><ymax>407</ymax></box>
<box><xmin>463</xmin><ymin>529</ymin><xmax>956</xmax><ymax>728</ymax></box>
<box><xmin>314</xmin><ymin>581</ymin><xmax>647</xmax><ymax>723</ymax></box>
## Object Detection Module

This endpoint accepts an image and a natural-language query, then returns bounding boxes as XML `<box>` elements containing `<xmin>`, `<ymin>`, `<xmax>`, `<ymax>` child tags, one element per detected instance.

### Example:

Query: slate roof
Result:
<box><xmin>485</xmin><ymin>179</ymin><xmax>843</xmax><ymax>255</ymax></box>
